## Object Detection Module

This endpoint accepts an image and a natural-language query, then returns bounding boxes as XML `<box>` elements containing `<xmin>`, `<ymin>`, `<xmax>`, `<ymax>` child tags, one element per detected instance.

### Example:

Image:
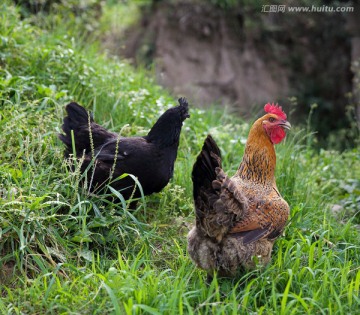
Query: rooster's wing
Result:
<box><xmin>229</xmin><ymin>190</ymin><xmax>289</xmax><ymax>244</ymax></box>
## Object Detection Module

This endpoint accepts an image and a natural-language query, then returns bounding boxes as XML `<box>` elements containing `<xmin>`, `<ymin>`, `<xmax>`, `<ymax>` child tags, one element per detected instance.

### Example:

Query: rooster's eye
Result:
<box><xmin>268</xmin><ymin>117</ymin><xmax>276</xmax><ymax>123</ymax></box>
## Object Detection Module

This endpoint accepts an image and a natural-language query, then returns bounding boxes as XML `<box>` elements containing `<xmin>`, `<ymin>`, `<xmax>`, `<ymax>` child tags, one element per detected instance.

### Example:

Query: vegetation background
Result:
<box><xmin>0</xmin><ymin>0</ymin><xmax>359</xmax><ymax>314</ymax></box>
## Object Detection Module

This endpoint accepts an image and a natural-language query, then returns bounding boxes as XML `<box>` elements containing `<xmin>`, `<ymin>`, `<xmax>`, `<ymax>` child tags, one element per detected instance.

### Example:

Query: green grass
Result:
<box><xmin>1</xmin><ymin>1</ymin><xmax>360</xmax><ymax>314</ymax></box>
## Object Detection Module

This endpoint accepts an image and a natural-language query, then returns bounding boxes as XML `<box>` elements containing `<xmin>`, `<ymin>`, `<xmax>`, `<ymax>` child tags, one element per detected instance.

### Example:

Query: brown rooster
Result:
<box><xmin>187</xmin><ymin>103</ymin><xmax>291</xmax><ymax>277</ymax></box>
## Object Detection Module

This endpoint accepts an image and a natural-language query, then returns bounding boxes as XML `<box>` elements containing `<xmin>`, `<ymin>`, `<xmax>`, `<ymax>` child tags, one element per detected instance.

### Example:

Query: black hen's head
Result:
<box><xmin>147</xmin><ymin>97</ymin><xmax>190</xmax><ymax>147</ymax></box>
<box><xmin>157</xmin><ymin>97</ymin><xmax>189</xmax><ymax>122</ymax></box>
<box><xmin>177</xmin><ymin>97</ymin><xmax>191</xmax><ymax>121</ymax></box>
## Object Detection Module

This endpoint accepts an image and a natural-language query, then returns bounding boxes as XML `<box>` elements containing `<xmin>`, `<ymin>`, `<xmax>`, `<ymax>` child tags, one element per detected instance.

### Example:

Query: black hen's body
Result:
<box><xmin>59</xmin><ymin>98</ymin><xmax>189</xmax><ymax>201</ymax></box>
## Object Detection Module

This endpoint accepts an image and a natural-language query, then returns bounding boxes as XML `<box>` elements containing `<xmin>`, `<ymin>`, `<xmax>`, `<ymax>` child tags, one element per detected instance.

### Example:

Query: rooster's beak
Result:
<box><xmin>279</xmin><ymin>120</ymin><xmax>291</xmax><ymax>130</ymax></box>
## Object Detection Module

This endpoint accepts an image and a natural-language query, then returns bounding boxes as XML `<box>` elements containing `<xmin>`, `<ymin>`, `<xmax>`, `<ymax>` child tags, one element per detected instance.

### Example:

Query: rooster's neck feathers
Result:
<box><xmin>237</xmin><ymin>118</ymin><xmax>276</xmax><ymax>184</ymax></box>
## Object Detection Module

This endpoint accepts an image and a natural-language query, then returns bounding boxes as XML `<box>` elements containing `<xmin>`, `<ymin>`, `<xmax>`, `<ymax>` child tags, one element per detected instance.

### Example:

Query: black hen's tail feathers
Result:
<box><xmin>59</xmin><ymin>102</ymin><xmax>114</xmax><ymax>157</ymax></box>
<box><xmin>59</xmin><ymin>102</ymin><xmax>91</xmax><ymax>156</ymax></box>
<box><xmin>64</xmin><ymin>102</ymin><xmax>93</xmax><ymax>127</ymax></box>
<box><xmin>192</xmin><ymin>135</ymin><xmax>222</xmax><ymax>201</ymax></box>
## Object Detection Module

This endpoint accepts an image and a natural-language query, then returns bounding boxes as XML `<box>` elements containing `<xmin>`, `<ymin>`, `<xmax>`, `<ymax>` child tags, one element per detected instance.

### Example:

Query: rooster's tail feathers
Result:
<box><xmin>192</xmin><ymin>135</ymin><xmax>222</xmax><ymax>200</ymax></box>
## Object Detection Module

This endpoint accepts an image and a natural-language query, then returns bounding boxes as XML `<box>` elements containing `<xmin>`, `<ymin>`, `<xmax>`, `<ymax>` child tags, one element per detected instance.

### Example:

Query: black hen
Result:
<box><xmin>59</xmin><ymin>98</ymin><xmax>190</xmax><ymax>201</ymax></box>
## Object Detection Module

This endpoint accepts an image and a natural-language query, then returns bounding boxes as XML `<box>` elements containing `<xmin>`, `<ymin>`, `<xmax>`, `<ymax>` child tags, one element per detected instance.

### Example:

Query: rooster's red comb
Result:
<box><xmin>264</xmin><ymin>103</ymin><xmax>287</xmax><ymax>120</ymax></box>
